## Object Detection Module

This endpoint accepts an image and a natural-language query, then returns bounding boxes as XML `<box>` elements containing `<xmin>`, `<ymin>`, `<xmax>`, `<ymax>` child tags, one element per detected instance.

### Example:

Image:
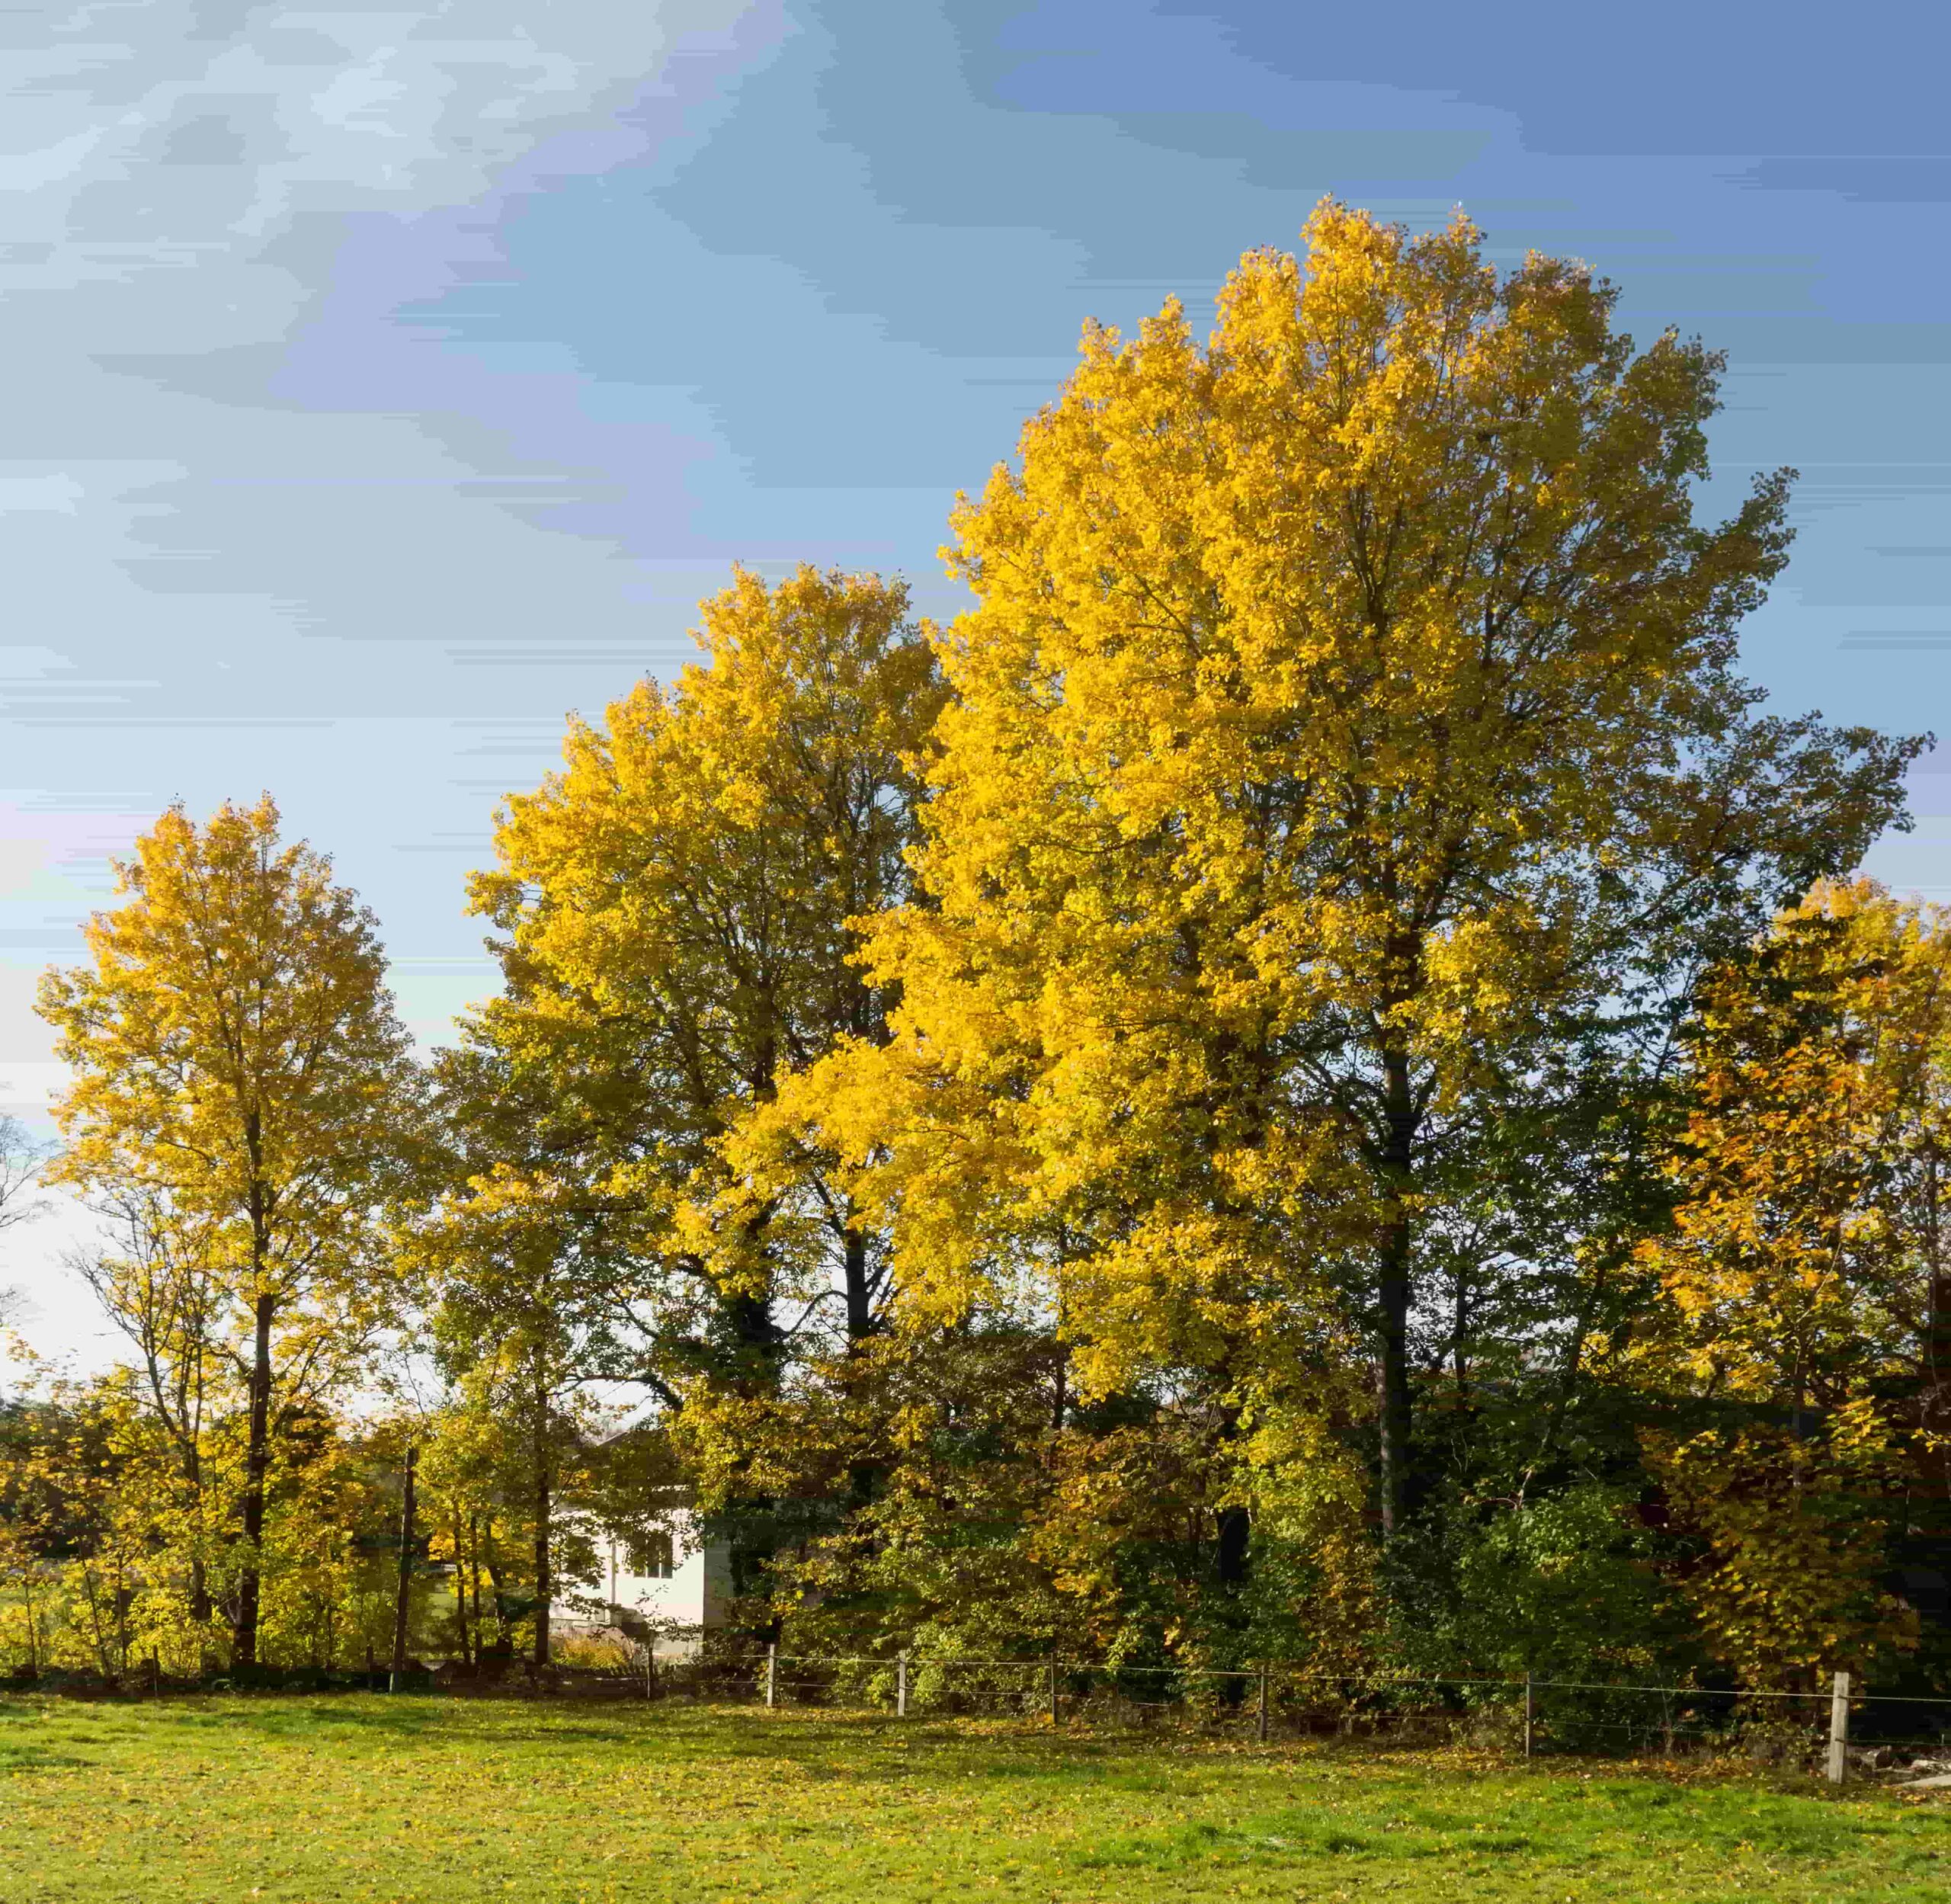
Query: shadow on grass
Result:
<box><xmin>0</xmin><ymin>1742</ymin><xmax>95</xmax><ymax>1771</ymax></box>
<box><xmin>149</xmin><ymin>1696</ymin><xmax>468</xmax><ymax>1744</ymax></box>
<box><xmin>117</xmin><ymin>1694</ymin><xmax>1169</xmax><ymax>1791</ymax></box>
<box><xmin>1069</xmin><ymin>1780</ymin><xmax>1921</xmax><ymax>1880</ymax></box>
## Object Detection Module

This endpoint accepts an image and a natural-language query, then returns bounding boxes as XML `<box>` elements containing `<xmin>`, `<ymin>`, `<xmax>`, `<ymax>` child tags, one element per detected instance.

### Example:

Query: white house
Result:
<box><xmin>564</xmin><ymin>1505</ymin><xmax>732</xmax><ymax>1658</ymax></box>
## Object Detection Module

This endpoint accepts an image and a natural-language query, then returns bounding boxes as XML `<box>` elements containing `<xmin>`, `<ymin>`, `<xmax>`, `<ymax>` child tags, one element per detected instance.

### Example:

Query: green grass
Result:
<box><xmin>2</xmin><ymin>1692</ymin><xmax>1946</xmax><ymax>1902</ymax></box>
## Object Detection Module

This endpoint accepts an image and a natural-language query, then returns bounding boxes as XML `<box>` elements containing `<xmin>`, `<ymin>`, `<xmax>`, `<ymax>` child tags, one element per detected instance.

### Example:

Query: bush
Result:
<box><xmin>1392</xmin><ymin>1484</ymin><xmax>1697</xmax><ymax>1691</ymax></box>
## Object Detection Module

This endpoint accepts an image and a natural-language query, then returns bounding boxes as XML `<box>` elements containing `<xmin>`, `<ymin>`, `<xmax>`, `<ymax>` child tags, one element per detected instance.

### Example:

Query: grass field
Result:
<box><xmin>2</xmin><ymin>1692</ymin><xmax>1947</xmax><ymax>1903</ymax></box>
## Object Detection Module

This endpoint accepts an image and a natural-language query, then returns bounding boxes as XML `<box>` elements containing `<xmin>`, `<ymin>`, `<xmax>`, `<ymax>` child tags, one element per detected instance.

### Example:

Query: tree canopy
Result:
<box><xmin>6</xmin><ymin>206</ymin><xmax>1943</xmax><ymax>1701</ymax></box>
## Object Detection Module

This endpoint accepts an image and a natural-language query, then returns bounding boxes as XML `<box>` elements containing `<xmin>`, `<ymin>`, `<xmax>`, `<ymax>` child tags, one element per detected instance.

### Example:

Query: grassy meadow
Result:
<box><xmin>2</xmin><ymin>1692</ymin><xmax>1946</xmax><ymax>1903</ymax></box>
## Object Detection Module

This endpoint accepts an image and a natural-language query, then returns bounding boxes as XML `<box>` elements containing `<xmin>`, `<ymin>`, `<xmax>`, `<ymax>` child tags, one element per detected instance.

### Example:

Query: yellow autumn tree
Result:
<box><xmin>1635</xmin><ymin>879</ymin><xmax>1951</xmax><ymax>1685</ymax></box>
<box><xmin>66</xmin><ymin>1185</ymin><xmax>239</xmax><ymax>1662</ymax></box>
<box><xmin>454</xmin><ymin>566</ymin><xmax>944</xmax><ymax>1583</ymax></box>
<box><xmin>754</xmin><ymin>201</ymin><xmax>1917</xmax><ymax>1558</ymax></box>
<box><xmin>38</xmin><ymin>797</ymin><xmax>416</xmax><ymax>1667</ymax></box>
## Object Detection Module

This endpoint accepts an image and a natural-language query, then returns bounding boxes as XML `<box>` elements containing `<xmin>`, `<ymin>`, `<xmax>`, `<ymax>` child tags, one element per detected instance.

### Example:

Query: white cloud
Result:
<box><xmin>2</xmin><ymin>5</ymin><xmax>746</xmax><ymax>243</ymax></box>
<box><xmin>0</xmin><ymin>475</ymin><xmax>84</xmax><ymax>514</ymax></box>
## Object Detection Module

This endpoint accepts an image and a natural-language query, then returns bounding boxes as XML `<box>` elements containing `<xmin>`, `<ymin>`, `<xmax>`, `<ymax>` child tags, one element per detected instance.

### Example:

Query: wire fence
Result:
<box><xmin>545</xmin><ymin>1648</ymin><xmax>1951</xmax><ymax>1782</ymax></box>
<box><xmin>13</xmin><ymin>1645</ymin><xmax>1951</xmax><ymax>1783</ymax></box>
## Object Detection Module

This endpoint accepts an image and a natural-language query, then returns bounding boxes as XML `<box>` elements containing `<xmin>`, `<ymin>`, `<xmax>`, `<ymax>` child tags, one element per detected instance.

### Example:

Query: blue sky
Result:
<box><xmin>4</xmin><ymin>0</ymin><xmax>1949</xmax><ymax>1344</ymax></box>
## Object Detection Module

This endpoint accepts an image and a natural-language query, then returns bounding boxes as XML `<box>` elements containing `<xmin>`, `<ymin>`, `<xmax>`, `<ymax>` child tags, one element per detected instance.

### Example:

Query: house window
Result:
<box><xmin>628</xmin><ymin>1530</ymin><xmax>675</xmax><ymax>1579</ymax></box>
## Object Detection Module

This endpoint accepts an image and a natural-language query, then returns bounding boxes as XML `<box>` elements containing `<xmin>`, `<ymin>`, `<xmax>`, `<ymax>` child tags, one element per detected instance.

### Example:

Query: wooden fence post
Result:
<box><xmin>1257</xmin><ymin>1668</ymin><xmax>1269</xmax><ymax>1744</ymax></box>
<box><xmin>765</xmin><ymin>1644</ymin><xmax>777</xmax><ymax>1710</ymax></box>
<box><xmin>897</xmin><ymin>1650</ymin><xmax>909</xmax><ymax>1718</ymax></box>
<box><xmin>1828</xmin><ymin>1670</ymin><xmax>1850</xmax><ymax>1785</ymax></box>
<box><xmin>1523</xmin><ymin>1672</ymin><xmax>1534</xmax><ymax>1761</ymax></box>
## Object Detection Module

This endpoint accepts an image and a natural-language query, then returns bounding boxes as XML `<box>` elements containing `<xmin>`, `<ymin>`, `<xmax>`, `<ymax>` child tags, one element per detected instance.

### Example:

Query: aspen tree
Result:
<box><xmin>40</xmin><ymin>798</ymin><xmax>414</xmax><ymax>1665</ymax></box>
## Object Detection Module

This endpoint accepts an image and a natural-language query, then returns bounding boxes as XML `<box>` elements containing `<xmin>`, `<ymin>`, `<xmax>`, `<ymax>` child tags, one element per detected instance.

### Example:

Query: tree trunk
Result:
<box><xmin>453</xmin><ymin>1512</ymin><xmax>473</xmax><ymax>1667</ymax></box>
<box><xmin>484</xmin><ymin>1535</ymin><xmax>511</xmax><ymax>1650</ymax></box>
<box><xmin>1924</xmin><ymin>1146</ymin><xmax>1951</xmax><ymax>1497</ymax></box>
<box><xmin>1376</xmin><ymin>1043</ymin><xmax>1416</xmax><ymax>1542</ymax></box>
<box><xmin>1928</xmin><ymin>1265</ymin><xmax>1951</xmax><ymax>1499</ymax></box>
<box><xmin>726</xmin><ymin>1291</ymin><xmax>783</xmax><ymax>1384</ymax></box>
<box><xmin>1216</xmin><ymin>1505</ymin><xmax>1250</xmax><ymax>1588</ymax></box>
<box><xmin>470</xmin><ymin>1515</ymin><xmax>488</xmax><ymax>1652</ymax></box>
<box><xmin>531</xmin><ymin>1401</ymin><xmax>551</xmax><ymax>1672</ymax></box>
<box><xmin>389</xmin><ymin>1442</ymin><xmax>417</xmax><ymax>1682</ymax></box>
<box><xmin>232</xmin><ymin>1291</ymin><xmax>276</xmax><ymax>1666</ymax></box>
<box><xmin>187</xmin><ymin>1554</ymin><xmax>213</xmax><ymax>1671</ymax></box>
<box><xmin>722</xmin><ymin>1268</ymin><xmax>786</xmax><ymax>1595</ymax></box>
<box><xmin>1213</xmin><ymin>1502</ymin><xmax>1252</xmax><ymax>1708</ymax></box>
<box><xmin>841</xmin><ymin>1220</ymin><xmax>887</xmax><ymax>1511</ymax></box>
<box><xmin>171</xmin><ymin>1422</ymin><xmax>216</xmax><ymax>1672</ymax></box>
<box><xmin>843</xmin><ymin>1223</ymin><xmax>873</xmax><ymax>1345</ymax></box>
<box><xmin>114</xmin><ymin>1560</ymin><xmax>131</xmax><ymax>1678</ymax></box>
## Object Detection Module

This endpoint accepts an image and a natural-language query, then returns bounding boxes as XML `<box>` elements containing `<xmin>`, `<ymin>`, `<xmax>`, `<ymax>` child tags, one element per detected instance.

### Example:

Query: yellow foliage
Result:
<box><xmin>462</xmin><ymin>565</ymin><xmax>942</xmax><ymax>1348</ymax></box>
<box><xmin>755</xmin><ymin>201</ymin><xmax>1904</xmax><ymax>1547</ymax></box>
<box><xmin>36</xmin><ymin>797</ymin><xmax>415</xmax><ymax>1664</ymax></box>
<box><xmin>39</xmin><ymin>797</ymin><xmax>412</xmax><ymax>1322</ymax></box>
<box><xmin>1635</xmin><ymin>880</ymin><xmax>1951</xmax><ymax>1683</ymax></box>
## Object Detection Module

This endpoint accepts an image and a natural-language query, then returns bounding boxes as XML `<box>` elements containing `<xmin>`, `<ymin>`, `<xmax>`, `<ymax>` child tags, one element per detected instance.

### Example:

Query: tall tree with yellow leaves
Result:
<box><xmin>772</xmin><ymin>203</ymin><xmax>1917</xmax><ymax>1557</ymax></box>
<box><xmin>459</xmin><ymin>566</ymin><xmax>943</xmax><ymax>1580</ymax></box>
<box><xmin>39</xmin><ymin>799</ymin><xmax>416</xmax><ymax>1667</ymax></box>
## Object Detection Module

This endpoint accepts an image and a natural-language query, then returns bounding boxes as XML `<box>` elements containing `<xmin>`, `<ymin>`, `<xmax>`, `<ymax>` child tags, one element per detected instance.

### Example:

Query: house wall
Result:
<box><xmin>564</xmin><ymin>1508</ymin><xmax>729</xmax><ymax>1656</ymax></box>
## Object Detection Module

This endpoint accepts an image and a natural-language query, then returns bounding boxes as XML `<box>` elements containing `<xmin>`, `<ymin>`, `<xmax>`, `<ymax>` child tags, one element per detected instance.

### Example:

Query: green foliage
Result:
<box><xmin>1386</xmin><ymin>1485</ymin><xmax>1695</xmax><ymax>1690</ymax></box>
